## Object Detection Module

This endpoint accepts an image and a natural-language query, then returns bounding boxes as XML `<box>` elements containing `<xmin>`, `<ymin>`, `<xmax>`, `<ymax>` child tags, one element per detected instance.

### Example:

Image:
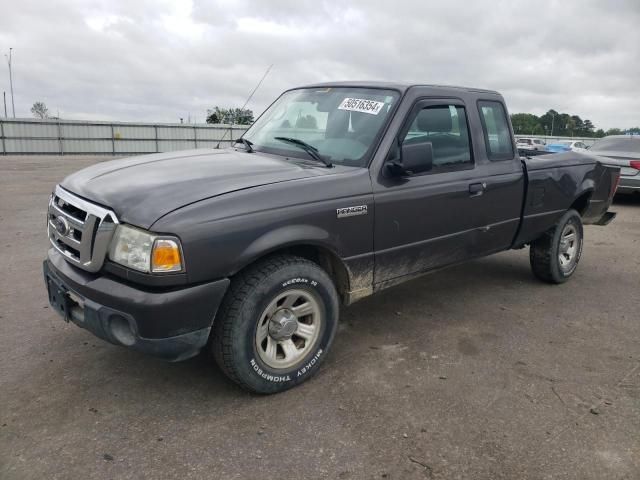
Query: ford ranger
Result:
<box><xmin>43</xmin><ymin>82</ymin><xmax>619</xmax><ymax>393</ymax></box>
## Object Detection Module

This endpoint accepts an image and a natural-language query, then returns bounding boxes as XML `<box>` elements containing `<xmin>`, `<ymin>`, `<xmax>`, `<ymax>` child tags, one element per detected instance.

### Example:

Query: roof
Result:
<box><xmin>295</xmin><ymin>81</ymin><xmax>500</xmax><ymax>96</ymax></box>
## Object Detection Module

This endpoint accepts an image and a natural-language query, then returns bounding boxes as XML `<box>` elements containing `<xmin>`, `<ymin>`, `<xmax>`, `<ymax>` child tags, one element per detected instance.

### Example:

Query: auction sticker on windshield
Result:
<box><xmin>338</xmin><ymin>98</ymin><xmax>385</xmax><ymax>115</ymax></box>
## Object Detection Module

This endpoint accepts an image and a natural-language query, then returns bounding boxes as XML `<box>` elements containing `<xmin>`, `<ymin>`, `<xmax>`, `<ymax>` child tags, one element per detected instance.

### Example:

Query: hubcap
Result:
<box><xmin>268</xmin><ymin>309</ymin><xmax>298</xmax><ymax>340</ymax></box>
<box><xmin>558</xmin><ymin>224</ymin><xmax>579</xmax><ymax>271</ymax></box>
<box><xmin>255</xmin><ymin>289</ymin><xmax>322</xmax><ymax>369</ymax></box>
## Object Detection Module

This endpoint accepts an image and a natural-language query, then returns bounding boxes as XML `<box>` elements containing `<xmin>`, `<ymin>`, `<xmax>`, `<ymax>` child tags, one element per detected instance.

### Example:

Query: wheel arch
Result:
<box><xmin>231</xmin><ymin>226</ymin><xmax>354</xmax><ymax>303</ymax></box>
<box><xmin>570</xmin><ymin>188</ymin><xmax>594</xmax><ymax>216</ymax></box>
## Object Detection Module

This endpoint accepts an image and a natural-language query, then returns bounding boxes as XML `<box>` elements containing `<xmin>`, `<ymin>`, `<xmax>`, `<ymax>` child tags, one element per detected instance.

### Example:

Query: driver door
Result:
<box><xmin>372</xmin><ymin>100</ymin><xmax>483</xmax><ymax>285</ymax></box>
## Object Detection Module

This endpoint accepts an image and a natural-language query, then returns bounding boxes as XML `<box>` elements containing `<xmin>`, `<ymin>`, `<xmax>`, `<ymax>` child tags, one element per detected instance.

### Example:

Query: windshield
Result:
<box><xmin>590</xmin><ymin>137</ymin><xmax>640</xmax><ymax>154</ymax></box>
<box><xmin>518</xmin><ymin>139</ymin><xmax>532</xmax><ymax>144</ymax></box>
<box><xmin>242</xmin><ymin>87</ymin><xmax>400</xmax><ymax>167</ymax></box>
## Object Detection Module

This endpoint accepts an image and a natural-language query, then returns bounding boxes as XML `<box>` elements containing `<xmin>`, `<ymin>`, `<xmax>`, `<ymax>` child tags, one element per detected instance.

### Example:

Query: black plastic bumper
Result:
<box><xmin>43</xmin><ymin>249</ymin><xmax>230</xmax><ymax>362</ymax></box>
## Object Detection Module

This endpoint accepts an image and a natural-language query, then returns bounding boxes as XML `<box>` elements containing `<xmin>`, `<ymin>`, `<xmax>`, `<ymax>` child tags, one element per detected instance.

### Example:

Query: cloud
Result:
<box><xmin>0</xmin><ymin>0</ymin><xmax>638</xmax><ymax>129</ymax></box>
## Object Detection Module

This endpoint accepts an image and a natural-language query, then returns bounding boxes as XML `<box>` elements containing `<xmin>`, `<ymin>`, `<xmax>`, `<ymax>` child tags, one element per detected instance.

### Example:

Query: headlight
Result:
<box><xmin>108</xmin><ymin>225</ymin><xmax>184</xmax><ymax>273</ymax></box>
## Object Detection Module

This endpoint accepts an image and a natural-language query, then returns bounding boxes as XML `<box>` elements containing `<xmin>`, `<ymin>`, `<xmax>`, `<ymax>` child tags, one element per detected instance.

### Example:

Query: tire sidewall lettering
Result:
<box><xmin>250</xmin><ymin>358</ymin><xmax>291</xmax><ymax>383</ymax></box>
<box><xmin>241</xmin><ymin>268</ymin><xmax>337</xmax><ymax>388</ymax></box>
<box><xmin>296</xmin><ymin>348</ymin><xmax>323</xmax><ymax>377</ymax></box>
<box><xmin>281</xmin><ymin>277</ymin><xmax>318</xmax><ymax>288</ymax></box>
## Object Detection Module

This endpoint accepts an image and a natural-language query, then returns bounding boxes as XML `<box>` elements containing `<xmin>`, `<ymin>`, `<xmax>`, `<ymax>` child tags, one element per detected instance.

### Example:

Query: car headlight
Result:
<box><xmin>108</xmin><ymin>225</ymin><xmax>184</xmax><ymax>273</ymax></box>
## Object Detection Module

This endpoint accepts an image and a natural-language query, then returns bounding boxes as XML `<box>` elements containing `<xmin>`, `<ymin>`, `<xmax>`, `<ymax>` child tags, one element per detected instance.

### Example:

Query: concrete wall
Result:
<box><xmin>0</xmin><ymin>118</ymin><xmax>249</xmax><ymax>155</ymax></box>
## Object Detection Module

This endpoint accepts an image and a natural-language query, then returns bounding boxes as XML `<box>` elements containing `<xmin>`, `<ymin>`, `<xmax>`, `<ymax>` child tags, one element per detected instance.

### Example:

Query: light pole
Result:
<box><xmin>550</xmin><ymin>113</ymin><xmax>555</xmax><ymax>137</ymax></box>
<box><xmin>5</xmin><ymin>48</ymin><xmax>15</xmax><ymax>118</ymax></box>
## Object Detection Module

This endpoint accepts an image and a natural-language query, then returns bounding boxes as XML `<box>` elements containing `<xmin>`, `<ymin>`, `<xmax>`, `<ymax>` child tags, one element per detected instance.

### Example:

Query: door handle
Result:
<box><xmin>469</xmin><ymin>182</ymin><xmax>486</xmax><ymax>197</ymax></box>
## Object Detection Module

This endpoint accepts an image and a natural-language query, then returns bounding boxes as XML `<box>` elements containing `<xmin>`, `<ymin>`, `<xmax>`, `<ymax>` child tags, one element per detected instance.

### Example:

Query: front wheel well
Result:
<box><xmin>238</xmin><ymin>245</ymin><xmax>351</xmax><ymax>303</ymax></box>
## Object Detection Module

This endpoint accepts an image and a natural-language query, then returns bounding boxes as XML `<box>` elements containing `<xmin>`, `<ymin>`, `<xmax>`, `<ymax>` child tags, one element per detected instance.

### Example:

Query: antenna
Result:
<box><xmin>216</xmin><ymin>64</ymin><xmax>273</xmax><ymax>149</ymax></box>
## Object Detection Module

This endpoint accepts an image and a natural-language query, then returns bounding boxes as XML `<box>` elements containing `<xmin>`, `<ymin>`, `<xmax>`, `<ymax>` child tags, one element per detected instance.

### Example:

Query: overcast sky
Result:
<box><xmin>1</xmin><ymin>0</ymin><xmax>638</xmax><ymax>129</ymax></box>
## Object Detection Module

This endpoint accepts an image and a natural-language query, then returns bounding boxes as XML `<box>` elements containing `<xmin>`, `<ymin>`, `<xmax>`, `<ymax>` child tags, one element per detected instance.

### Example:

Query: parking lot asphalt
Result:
<box><xmin>1</xmin><ymin>155</ymin><xmax>639</xmax><ymax>480</ymax></box>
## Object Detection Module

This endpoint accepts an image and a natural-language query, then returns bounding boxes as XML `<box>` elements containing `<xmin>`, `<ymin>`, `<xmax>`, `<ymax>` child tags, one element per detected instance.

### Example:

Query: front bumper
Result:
<box><xmin>43</xmin><ymin>249</ymin><xmax>230</xmax><ymax>361</ymax></box>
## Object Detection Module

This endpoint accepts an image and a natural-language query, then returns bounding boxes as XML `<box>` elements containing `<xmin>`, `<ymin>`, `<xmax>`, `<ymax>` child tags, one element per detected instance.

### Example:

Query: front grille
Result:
<box><xmin>47</xmin><ymin>185</ymin><xmax>119</xmax><ymax>272</ymax></box>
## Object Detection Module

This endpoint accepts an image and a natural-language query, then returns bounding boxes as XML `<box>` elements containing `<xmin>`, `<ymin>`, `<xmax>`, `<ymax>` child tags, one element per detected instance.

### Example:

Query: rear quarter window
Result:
<box><xmin>478</xmin><ymin>100</ymin><xmax>514</xmax><ymax>161</ymax></box>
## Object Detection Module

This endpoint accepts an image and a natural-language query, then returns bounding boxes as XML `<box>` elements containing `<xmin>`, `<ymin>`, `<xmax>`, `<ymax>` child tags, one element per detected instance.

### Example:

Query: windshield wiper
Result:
<box><xmin>274</xmin><ymin>137</ymin><xmax>332</xmax><ymax>167</ymax></box>
<box><xmin>234</xmin><ymin>137</ymin><xmax>254</xmax><ymax>153</ymax></box>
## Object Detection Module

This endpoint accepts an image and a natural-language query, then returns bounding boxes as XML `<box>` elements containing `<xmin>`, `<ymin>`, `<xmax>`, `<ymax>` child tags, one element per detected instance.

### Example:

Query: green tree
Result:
<box><xmin>507</xmin><ymin>109</ymin><xmax>637</xmax><ymax>139</ymax></box>
<box><xmin>539</xmin><ymin>109</ymin><xmax>559</xmax><ymax>136</ymax></box>
<box><xmin>557</xmin><ymin>113</ymin><xmax>573</xmax><ymax>136</ymax></box>
<box><xmin>582</xmin><ymin>119</ymin><xmax>595</xmax><ymax>137</ymax></box>
<box><xmin>510</xmin><ymin>113</ymin><xmax>541</xmax><ymax>135</ymax></box>
<box><xmin>206</xmin><ymin>106</ymin><xmax>254</xmax><ymax>125</ymax></box>
<box><xmin>31</xmin><ymin>101</ymin><xmax>49</xmax><ymax>119</ymax></box>
<box><xmin>570</xmin><ymin>115</ymin><xmax>584</xmax><ymax>136</ymax></box>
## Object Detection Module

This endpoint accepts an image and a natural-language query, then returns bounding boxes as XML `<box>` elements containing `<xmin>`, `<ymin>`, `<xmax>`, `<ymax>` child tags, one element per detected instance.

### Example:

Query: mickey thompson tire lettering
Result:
<box><xmin>296</xmin><ymin>349</ymin><xmax>323</xmax><ymax>377</ymax></box>
<box><xmin>250</xmin><ymin>359</ymin><xmax>291</xmax><ymax>382</ymax></box>
<box><xmin>248</xmin><ymin>349</ymin><xmax>323</xmax><ymax>382</ymax></box>
<box><xmin>211</xmin><ymin>254</ymin><xmax>339</xmax><ymax>394</ymax></box>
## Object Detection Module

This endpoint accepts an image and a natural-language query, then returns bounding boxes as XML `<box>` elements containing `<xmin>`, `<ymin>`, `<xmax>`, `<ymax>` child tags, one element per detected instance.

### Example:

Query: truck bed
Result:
<box><xmin>514</xmin><ymin>152</ymin><xmax>618</xmax><ymax>246</ymax></box>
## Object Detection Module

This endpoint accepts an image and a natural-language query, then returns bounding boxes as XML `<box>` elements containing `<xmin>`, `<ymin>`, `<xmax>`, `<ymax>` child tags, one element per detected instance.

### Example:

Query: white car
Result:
<box><xmin>516</xmin><ymin>138</ymin><xmax>546</xmax><ymax>151</ymax></box>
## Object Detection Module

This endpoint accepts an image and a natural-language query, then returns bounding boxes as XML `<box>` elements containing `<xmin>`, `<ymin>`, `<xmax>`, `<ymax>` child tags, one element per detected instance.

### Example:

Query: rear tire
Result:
<box><xmin>211</xmin><ymin>255</ymin><xmax>339</xmax><ymax>394</ymax></box>
<box><xmin>530</xmin><ymin>209</ymin><xmax>584</xmax><ymax>284</ymax></box>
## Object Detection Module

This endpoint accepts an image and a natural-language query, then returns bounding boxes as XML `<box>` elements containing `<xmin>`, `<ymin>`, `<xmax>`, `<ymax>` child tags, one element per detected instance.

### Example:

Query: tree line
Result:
<box><xmin>511</xmin><ymin>110</ymin><xmax>639</xmax><ymax>138</ymax></box>
<box><xmin>206</xmin><ymin>106</ymin><xmax>254</xmax><ymax>125</ymax></box>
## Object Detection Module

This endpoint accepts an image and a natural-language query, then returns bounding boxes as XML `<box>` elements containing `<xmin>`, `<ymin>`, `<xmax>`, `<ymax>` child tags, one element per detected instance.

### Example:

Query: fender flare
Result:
<box><xmin>234</xmin><ymin>224</ymin><xmax>348</xmax><ymax>278</ymax></box>
<box><xmin>571</xmin><ymin>178</ymin><xmax>596</xmax><ymax>212</ymax></box>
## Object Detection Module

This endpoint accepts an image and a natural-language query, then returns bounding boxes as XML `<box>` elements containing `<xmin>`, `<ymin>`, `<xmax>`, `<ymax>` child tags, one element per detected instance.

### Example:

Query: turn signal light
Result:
<box><xmin>151</xmin><ymin>239</ymin><xmax>183</xmax><ymax>273</ymax></box>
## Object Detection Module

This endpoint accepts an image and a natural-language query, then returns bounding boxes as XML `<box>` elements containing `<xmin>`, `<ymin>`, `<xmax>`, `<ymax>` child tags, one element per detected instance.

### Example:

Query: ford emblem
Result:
<box><xmin>53</xmin><ymin>216</ymin><xmax>71</xmax><ymax>236</ymax></box>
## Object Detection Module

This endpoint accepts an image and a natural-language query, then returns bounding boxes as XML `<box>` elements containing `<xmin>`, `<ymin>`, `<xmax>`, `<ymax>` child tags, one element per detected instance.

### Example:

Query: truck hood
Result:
<box><xmin>61</xmin><ymin>149</ymin><xmax>337</xmax><ymax>228</ymax></box>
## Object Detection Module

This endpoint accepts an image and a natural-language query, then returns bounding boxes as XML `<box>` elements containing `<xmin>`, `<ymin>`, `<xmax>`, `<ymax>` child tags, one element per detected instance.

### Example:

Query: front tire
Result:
<box><xmin>211</xmin><ymin>255</ymin><xmax>339</xmax><ymax>394</ymax></box>
<box><xmin>530</xmin><ymin>209</ymin><xmax>584</xmax><ymax>284</ymax></box>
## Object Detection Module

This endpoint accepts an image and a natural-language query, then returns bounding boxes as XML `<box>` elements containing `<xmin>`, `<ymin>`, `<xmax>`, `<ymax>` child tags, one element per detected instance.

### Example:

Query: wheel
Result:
<box><xmin>211</xmin><ymin>254</ymin><xmax>339</xmax><ymax>394</ymax></box>
<box><xmin>529</xmin><ymin>209</ymin><xmax>584</xmax><ymax>284</ymax></box>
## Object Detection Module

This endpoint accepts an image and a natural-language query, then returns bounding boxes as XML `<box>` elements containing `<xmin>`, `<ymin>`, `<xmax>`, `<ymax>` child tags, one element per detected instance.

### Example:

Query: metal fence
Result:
<box><xmin>0</xmin><ymin>117</ymin><xmax>601</xmax><ymax>155</ymax></box>
<box><xmin>0</xmin><ymin>118</ymin><xmax>249</xmax><ymax>155</ymax></box>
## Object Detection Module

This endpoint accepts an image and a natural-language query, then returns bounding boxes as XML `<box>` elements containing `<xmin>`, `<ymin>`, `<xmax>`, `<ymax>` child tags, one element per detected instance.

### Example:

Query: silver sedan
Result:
<box><xmin>589</xmin><ymin>136</ymin><xmax>640</xmax><ymax>194</ymax></box>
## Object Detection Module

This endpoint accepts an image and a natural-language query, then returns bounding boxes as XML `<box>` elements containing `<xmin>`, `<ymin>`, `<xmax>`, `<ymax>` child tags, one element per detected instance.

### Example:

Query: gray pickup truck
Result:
<box><xmin>44</xmin><ymin>82</ymin><xmax>619</xmax><ymax>393</ymax></box>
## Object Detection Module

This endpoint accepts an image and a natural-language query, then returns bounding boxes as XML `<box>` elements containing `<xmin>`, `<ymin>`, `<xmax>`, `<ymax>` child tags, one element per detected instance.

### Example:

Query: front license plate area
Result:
<box><xmin>46</xmin><ymin>275</ymin><xmax>72</xmax><ymax>322</ymax></box>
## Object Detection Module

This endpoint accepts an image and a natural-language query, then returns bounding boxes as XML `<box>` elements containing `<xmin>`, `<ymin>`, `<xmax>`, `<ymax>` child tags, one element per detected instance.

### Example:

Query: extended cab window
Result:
<box><xmin>402</xmin><ymin>105</ymin><xmax>472</xmax><ymax>170</ymax></box>
<box><xmin>478</xmin><ymin>100</ymin><xmax>514</xmax><ymax>160</ymax></box>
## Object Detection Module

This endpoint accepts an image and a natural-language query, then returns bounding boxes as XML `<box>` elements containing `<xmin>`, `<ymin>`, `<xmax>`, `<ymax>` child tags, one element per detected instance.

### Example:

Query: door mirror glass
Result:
<box><xmin>393</xmin><ymin>141</ymin><xmax>433</xmax><ymax>175</ymax></box>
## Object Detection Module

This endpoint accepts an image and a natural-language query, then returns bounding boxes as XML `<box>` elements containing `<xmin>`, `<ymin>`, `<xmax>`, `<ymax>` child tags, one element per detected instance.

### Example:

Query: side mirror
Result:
<box><xmin>387</xmin><ymin>141</ymin><xmax>433</xmax><ymax>176</ymax></box>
